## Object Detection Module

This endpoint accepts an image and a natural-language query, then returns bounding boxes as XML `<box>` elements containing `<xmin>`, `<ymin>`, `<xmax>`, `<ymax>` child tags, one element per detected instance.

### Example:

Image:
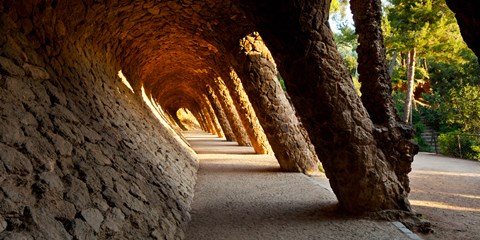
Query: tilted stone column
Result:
<box><xmin>235</xmin><ymin>33</ymin><xmax>322</xmax><ymax>174</ymax></box>
<box><xmin>350</xmin><ymin>0</ymin><xmax>418</xmax><ymax>193</ymax></box>
<box><xmin>205</xmin><ymin>89</ymin><xmax>236</xmax><ymax>142</ymax></box>
<box><xmin>189</xmin><ymin>106</ymin><xmax>208</xmax><ymax>131</ymax></box>
<box><xmin>212</xmin><ymin>77</ymin><xmax>251</xmax><ymax>146</ymax></box>
<box><xmin>224</xmin><ymin>68</ymin><xmax>273</xmax><ymax>155</ymax></box>
<box><xmin>200</xmin><ymin>95</ymin><xmax>224</xmax><ymax>138</ymax></box>
<box><xmin>238</xmin><ymin>0</ymin><xmax>412</xmax><ymax>212</ymax></box>
<box><xmin>201</xmin><ymin>110</ymin><xmax>217</xmax><ymax>134</ymax></box>
<box><xmin>194</xmin><ymin>107</ymin><xmax>210</xmax><ymax>132</ymax></box>
<box><xmin>167</xmin><ymin>109</ymin><xmax>188</xmax><ymax>131</ymax></box>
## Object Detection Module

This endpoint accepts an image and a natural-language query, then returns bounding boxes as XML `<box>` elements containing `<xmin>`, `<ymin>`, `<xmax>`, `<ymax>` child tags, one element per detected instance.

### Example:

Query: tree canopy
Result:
<box><xmin>331</xmin><ymin>0</ymin><xmax>480</xmax><ymax>160</ymax></box>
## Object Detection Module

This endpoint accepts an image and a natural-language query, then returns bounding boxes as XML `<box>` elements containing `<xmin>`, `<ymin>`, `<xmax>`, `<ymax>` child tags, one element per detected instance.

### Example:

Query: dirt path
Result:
<box><xmin>409</xmin><ymin>153</ymin><xmax>480</xmax><ymax>240</ymax></box>
<box><xmin>184</xmin><ymin>131</ymin><xmax>412</xmax><ymax>240</ymax></box>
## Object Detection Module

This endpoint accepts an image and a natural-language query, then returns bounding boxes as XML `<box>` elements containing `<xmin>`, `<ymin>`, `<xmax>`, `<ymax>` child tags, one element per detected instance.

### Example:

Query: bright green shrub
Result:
<box><xmin>438</xmin><ymin>131</ymin><xmax>480</xmax><ymax>161</ymax></box>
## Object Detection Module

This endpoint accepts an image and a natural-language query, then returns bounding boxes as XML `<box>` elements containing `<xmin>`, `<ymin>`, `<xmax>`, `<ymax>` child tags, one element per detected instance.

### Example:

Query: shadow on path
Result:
<box><xmin>184</xmin><ymin>131</ymin><xmax>410</xmax><ymax>240</ymax></box>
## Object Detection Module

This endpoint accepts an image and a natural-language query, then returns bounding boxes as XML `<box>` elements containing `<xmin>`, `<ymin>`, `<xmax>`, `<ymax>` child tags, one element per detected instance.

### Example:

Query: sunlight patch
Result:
<box><xmin>117</xmin><ymin>70</ymin><xmax>134</xmax><ymax>93</ymax></box>
<box><xmin>413</xmin><ymin>170</ymin><xmax>480</xmax><ymax>178</ymax></box>
<box><xmin>410</xmin><ymin>200</ymin><xmax>480</xmax><ymax>213</ymax></box>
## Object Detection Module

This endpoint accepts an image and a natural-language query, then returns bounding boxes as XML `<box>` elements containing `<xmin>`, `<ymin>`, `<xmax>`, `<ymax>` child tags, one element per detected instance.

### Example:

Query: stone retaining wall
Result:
<box><xmin>0</xmin><ymin>13</ymin><xmax>198</xmax><ymax>240</ymax></box>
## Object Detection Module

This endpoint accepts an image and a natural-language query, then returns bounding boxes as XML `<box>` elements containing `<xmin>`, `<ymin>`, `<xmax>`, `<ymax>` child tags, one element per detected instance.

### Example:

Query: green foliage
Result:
<box><xmin>438</xmin><ymin>132</ymin><xmax>480</xmax><ymax>161</ymax></box>
<box><xmin>415</xmin><ymin>135</ymin><xmax>432</xmax><ymax>152</ymax></box>
<box><xmin>429</xmin><ymin>50</ymin><xmax>480</xmax><ymax>96</ymax></box>
<box><xmin>419</xmin><ymin>94</ymin><xmax>454</xmax><ymax>132</ymax></box>
<box><xmin>444</xmin><ymin>85</ymin><xmax>480</xmax><ymax>134</ymax></box>
<box><xmin>277</xmin><ymin>73</ymin><xmax>286</xmax><ymax>91</ymax></box>
<box><xmin>392</xmin><ymin>90</ymin><xmax>421</xmax><ymax>124</ymax></box>
<box><xmin>385</xmin><ymin>0</ymin><xmax>480</xmax><ymax>160</ymax></box>
<box><xmin>415</xmin><ymin>121</ymin><xmax>426</xmax><ymax>134</ymax></box>
<box><xmin>352</xmin><ymin>76</ymin><xmax>361</xmax><ymax>96</ymax></box>
<box><xmin>330</xmin><ymin>0</ymin><xmax>349</xmax><ymax>21</ymax></box>
<box><xmin>332</xmin><ymin>21</ymin><xmax>360</xmax><ymax>95</ymax></box>
<box><xmin>343</xmin><ymin>55</ymin><xmax>358</xmax><ymax>77</ymax></box>
<box><xmin>392</xmin><ymin>90</ymin><xmax>436</xmax><ymax>151</ymax></box>
<box><xmin>385</xmin><ymin>0</ymin><xmax>459</xmax><ymax>54</ymax></box>
<box><xmin>334</xmin><ymin>24</ymin><xmax>358</xmax><ymax>76</ymax></box>
<box><xmin>390</xmin><ymin>64</ymin><xmax>428</xmax><ymax>86</ymax></box>
<box><xmin>413</xmin><ymin>121</ymin><xmax>433</xmax><ymax>152</ymax></box>
<box><xmin>392</xmin><ymin>90</ymin><xmax>406</xmax><ymax>118</ymax></box>
<box><xmin>331</xmin><ymin>0</ymin><xmax>480</xmax><ymax>157</ymax></box>
<box><xmin>384</xmin><ymin>0</ymin><xmax>467</xmax><ymax>88</ymax></box>
<box><xmin>334</xmin><ymin>24</ymin><xmax>358</xmax><ymax>48</ymax></box>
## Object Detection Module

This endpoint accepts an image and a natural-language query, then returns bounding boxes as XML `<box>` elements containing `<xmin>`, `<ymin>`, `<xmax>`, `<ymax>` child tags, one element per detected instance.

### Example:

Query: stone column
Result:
<box><xmin>212</xmin><ymin>77</ymin><xmax>251</xmax><ymax>146</ymax></box>
<box><xmin>350</xmin><ymin>0</ymin><xmax>418</xmax><ymax>191</ymax></box>
<box><xmin>223</xmin><ymin>68</ymin><xmax>273</xmax><ymax>154</ymax></box>
<box><xmin>235</xmin><ymin>33</ymin><xmax>322</xmax><ymax>175</ymax></box>
<box><xmin>200</xmin><ymin>109</ymin><xmax>216</xmax><ymax>134</ymax></box>
<box><xmin>200</xmin><ymin>96</ymin><xmax>224</xmax><ymax>137</ymax></box>
<box><xmin>193</xmin><ymin>107</ymin><xmax>209</xmax><ymax>132</ymax></box>
<box><xmin>163</xmin><ymin>110</ymin><xmax>179</xmax><ymax>129</ymax></box>
<box><xmin>187</xmin><ymin>106</ymin><xmax>207</xmax><ymax>131</ymax></box>
<box><xmin>205</xmin><ymin>90</ymin><xmax>236</xmax><ymax>142</ymax></box>
<box><xmin>238</xmin><ymin>0</ymin><xmax>411</xmax><ymax>212</ymax></box>
<box><xmin>167</xmin><ymin>109</ymin><xmax>187</xmax><ymax>131</ymax></box>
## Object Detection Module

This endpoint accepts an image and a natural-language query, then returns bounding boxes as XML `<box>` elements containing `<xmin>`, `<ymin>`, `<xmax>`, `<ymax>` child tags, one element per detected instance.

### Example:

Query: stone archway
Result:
<box><xmin>0</xmin><ymin>0</ymin><xmax>441</xmax><ymax>238</ymax></box>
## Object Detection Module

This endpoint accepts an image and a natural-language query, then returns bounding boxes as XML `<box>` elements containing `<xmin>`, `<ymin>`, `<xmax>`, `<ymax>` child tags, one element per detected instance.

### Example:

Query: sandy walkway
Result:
<box><xmin>184</xmin><ymin>131</ymin><xmax>412</xmax><ymax>240</ymax></box>
<box><xmin>409</xmin><ymin>153</ymin><xmax>480</xmax><ymax>240</ymax></box>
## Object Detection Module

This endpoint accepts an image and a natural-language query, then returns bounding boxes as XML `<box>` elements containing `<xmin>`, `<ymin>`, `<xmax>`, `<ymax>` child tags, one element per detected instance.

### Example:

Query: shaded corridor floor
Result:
<box><xmin>184</xmin><ymin>131</ymin><xmax>411</xmax><ymax>240</ymax></box>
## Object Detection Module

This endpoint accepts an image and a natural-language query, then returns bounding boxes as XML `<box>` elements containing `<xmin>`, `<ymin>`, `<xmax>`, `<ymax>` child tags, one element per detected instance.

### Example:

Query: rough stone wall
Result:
<box><xmin>0</xmin><ymin>12</ymin><xmax>198</xmax><ymax>240</ymax></box>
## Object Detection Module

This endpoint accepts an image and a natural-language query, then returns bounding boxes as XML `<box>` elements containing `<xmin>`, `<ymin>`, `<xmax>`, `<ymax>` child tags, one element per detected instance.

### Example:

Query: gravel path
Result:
<box><xmin>184</xmin><ymin>131</ymin><xmax>411</xmax><ymax>240</ymax></box>
<box><xmin>409</xmin><ymin>153</ymin><xmax>480</xmax><ymax>240</ymax></box>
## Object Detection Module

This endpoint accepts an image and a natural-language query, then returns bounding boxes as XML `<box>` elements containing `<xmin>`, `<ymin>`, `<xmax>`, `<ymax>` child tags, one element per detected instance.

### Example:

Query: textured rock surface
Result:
<box><xmin>0</xmin><ymin>1</ymin><xmax>427</xmax><ymax>237</ymax></box>
<box><xmin>237</xmin><ymin>33</ymin><xmax>322</xmax><ymax>174</ymax></box>
<box><xmin>206</xmin><ymin>87</ymin><xmax>236</xmax><ymax>142</ymax></box>
<box><xmin>237</xmin><ymin>0</ymin><xmax>413</xmax><ymax>212</ymax></box>
<box><xmin>212</xmin><ymin>77</ymin><xmax>251</xmax><ymax>146</ymax></box>
<box><xmin>224</xmin><ymin>69</ymin><xmax>273</xmax><ymax>154</ymax></box>
<box><xmin>0</xmin><ymin>9</ymin><xmax>198</xmax><ymax>239</ymax></box>
<box><xmin>351</xmin><ymin>0</ymin><xmax>418</xmax><ymax>205</ymax></box>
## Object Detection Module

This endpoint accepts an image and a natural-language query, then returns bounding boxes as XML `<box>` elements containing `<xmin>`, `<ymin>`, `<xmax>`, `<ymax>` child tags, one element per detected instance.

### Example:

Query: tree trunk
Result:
<box><xmin>403</xmin><ymin>48</ymin><xmax>416</xmax><ymax>124</ymax></box>
<box><xmin>388</xmin><ymin>51</ymin><xmax>398</xmax><ymax>78</ymax></box>
<box><xmin>422</xmin><ymin>59</ymin><xmax>428</xmax><ymax>72</ymax></box>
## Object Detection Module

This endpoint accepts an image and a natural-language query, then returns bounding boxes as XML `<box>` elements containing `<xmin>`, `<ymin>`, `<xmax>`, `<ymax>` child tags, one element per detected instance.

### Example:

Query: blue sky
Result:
<box><xmin>328</xmin><ymin>5</ymin><xmax>354</xmax><ymax>33</ymax></box>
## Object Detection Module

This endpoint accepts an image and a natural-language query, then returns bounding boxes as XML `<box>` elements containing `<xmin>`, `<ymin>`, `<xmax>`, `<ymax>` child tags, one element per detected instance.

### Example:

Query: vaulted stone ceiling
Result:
<box><xmin>2</xmin><ymin>0</ymin><xmax>414</xmax><ymax>214</ymax></box>
<box><xmin>5</xmin><ymin>0</ymin><xmax>477</xmax><ymax>238</ymax></box>
<box><xmin>7</xmin><ymin>0</ymin><xmax>256</xmax><ymax>110</ymax></box>
<box><xmin>78</xmin><ymin>0</ymin><xmax>250</xmax><ymax>109</ymax></box>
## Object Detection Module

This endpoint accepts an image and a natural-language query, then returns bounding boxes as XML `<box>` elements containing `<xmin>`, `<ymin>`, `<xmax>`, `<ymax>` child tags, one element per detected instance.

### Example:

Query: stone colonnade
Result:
<box><xmin>0</xmin><ymin>3</ymin><xmax>426</xmax><ymax>239</ymax></box>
